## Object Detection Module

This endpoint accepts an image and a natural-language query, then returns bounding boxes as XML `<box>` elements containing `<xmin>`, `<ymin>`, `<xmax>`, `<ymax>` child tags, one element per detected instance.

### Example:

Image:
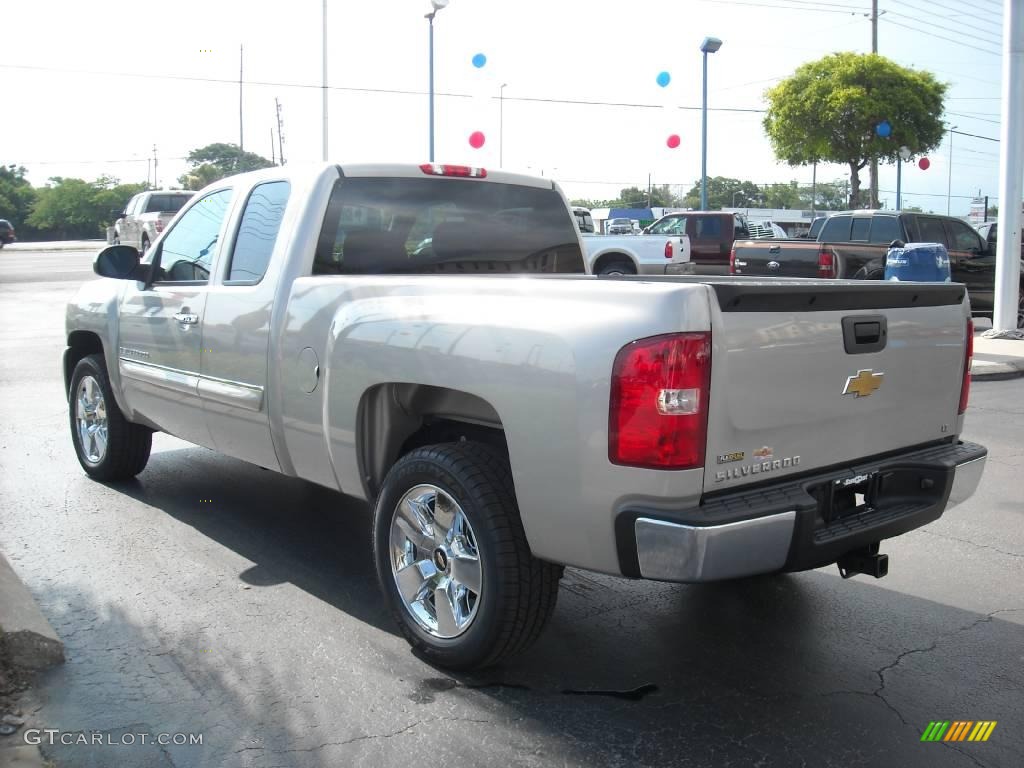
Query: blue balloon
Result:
<box><xmin>656</xmin><ymin>71</ymin><xmax>671</xmax><ymax>88</ymax></box>
<box><xmin>876</xmin><ymin>120</ymin><xmax>892</xmax><ymax>137</ymax></box>
<box><xmin>471</xmin><ymin>53</ymin><xmax>487</xmax><ymax>69</ymax></box>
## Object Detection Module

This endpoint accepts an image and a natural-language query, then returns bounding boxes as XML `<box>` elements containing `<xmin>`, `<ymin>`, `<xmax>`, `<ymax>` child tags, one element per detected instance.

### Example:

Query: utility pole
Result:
<box><xmin>152</xmin><ymin>145</ymin><xmax>158</xmax><ymax>189</ymax></box>
<box><xmin>239</xmin><ymin>44</ymin><xmax>244</xmax><ymax>151</ymax></box>
<box><xmin>946</xmin><ymin>125</ymin><xmax>957</xmax><ymax>215</ymax></box>
<box><xmin>271</xmin><ymin>127</ymin><xmax>276</xmax><ymax>165</ymax></box>
<box><xmin>869</xmin><ymin>0</ymin><xmax>879</xmax><ymax>209</ymax></box>
<box><xmin>322</xmin><ymin>0</ymin><xmax>329</xmax><ymax>161</ymax></box>
<box><xmin>647</xmin><ymin>173</ymin><xmax>652</xmax><ymax>208</ymax></box>
<box><xmin>275</xmin><ymin>98</ymin><xmax>285</xmax><ymax>165</ymax></box>
<box><xmin>811</xmin><ymin>161</ymin><xmax>817</xmax><ymax>216</ymax></box>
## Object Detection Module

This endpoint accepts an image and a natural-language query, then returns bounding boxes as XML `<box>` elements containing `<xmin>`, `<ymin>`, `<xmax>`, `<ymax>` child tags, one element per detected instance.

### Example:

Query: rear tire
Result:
<box><xmin>69</xmin><ymin>354</ymin><xmax>152</xmax><ymax>480</ymax></box>
<box><xmin>373</xmin><ymin>442</ymin><xmax>562</xmax><ymax>670</ymax></box>
<box><xmin>598</xmin><ymin>260</ymin><xmax>636</xmax><ymax>276</ymax></box>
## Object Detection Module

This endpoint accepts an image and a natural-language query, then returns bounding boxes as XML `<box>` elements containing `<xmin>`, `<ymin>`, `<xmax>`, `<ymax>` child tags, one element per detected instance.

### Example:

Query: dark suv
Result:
<box><xmin>0</xmin><ymin>219</ymin><xmax>15</xmax><ymax>248</ymax></box>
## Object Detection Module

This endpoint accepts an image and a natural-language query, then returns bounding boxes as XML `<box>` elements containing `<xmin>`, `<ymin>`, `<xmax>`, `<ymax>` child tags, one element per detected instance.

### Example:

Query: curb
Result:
<box><xmin>0</xmin><ymin>553</ymin><xmax>63</xmax><ymax>671</ymax></box>
<box><xmin>972</xmin><ymin>358</ymin><xmax>1024</xmax><ymax>381</ymax></box>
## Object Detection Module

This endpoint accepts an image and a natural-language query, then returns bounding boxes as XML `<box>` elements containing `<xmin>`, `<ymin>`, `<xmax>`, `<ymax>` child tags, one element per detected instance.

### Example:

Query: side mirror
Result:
<box><xmin>889</xmin><ymin>239</ymin><xmax>906</xmax><ymax>249</ymax></box>
<box><xmin>94</xmin><ymin>245</ymin><xmax>143</xmax><ymax>280</ymax></box>
<box><xmin>641</xmin><ymin>226</ymin><xmax>651</xmax><ymax>234</ymax></box>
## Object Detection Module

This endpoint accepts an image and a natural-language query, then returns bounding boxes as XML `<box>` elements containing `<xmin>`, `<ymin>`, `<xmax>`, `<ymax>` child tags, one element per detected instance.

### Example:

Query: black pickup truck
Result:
<box><xmin>731</xmin><ymin>210</ymin><xmax>1023</xmax><ymax>325</ymax></box>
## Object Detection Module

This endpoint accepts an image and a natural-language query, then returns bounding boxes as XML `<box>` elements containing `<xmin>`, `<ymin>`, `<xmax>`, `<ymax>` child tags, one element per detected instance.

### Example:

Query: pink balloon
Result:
<box><xmin>918</xmin><ymin>157</ymin><xmax>930</xmax><ymax>170</ymax></box>
<box><xmin>469</xmin><ymin>131</ymin><xmax>486</xmax><ymax>149</ymax></box>
<box><xmin>666</xmin><ymin>134</ymin><xmax>681</xmax><ymax>149</ymax></box>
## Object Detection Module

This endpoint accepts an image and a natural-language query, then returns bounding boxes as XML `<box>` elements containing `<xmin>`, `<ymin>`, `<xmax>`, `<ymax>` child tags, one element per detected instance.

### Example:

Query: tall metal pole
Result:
<box><xmin>322</xmin><ymin>0</ymin><xmax>328</xmax><ymax>161</ymax></box>
<box><xmin>946</xmin><ymin>126</ymin><xmax>956</xmax><ymax>215</ymax></box>
<box><xmin>428</xmin><ymin>13</ymin><xmax>436</xmax><ymax>162</ymax></box>
<box><xmin>275</xmin><ymin>98</ymin><xmax>285</xmax><ymax>165</ymax></box>
<box><xmin>895</xmin><ymin>158</ymin><xmax>902</xmax><ymax>210</ymax></box>
<box><xmin>700</xmin><ymin>50</ymin><xmax>709</xmax><ymax>211</ymax></box>
<box><xmin>869</xmin><ymin>0</ymin><xmax>879</xmax><ymax>209</ymax></box>
<box><xmin>994</xmin><ymin>0</ymin><xmax>1023</xmax><ymax>331</ymax></box>
<box><xmin>239</xmin><ymin>44</ymin><xmax>244</xmax><ymax>150</ymax></box>
<box><xmin>499</xmin><ymin>83</ymin><xmax>506</xmax><ymax>167</ymax></box>
<box><xmin>811</xmin><ymin>161</ymin><xmax>817</xmax><ymax>216</ymax></box>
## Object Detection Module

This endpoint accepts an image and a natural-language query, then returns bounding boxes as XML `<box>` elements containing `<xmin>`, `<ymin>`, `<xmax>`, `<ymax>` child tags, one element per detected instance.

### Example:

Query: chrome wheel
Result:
<box><xmin>75</xmin><ymin>375</ymin><xmax>108</xmax><ymax>465</ymax></box>
<box><xmin>389</xmin><ymin>484</ymin><xmax>482</xmax><ymax>639</ymax></box>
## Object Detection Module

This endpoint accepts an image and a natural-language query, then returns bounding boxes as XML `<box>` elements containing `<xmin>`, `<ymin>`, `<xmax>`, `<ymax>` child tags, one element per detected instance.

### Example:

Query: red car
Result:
<box><xmin>0</xmin><ymin>219</ymin><xmax>15</xmax><ymax>248</ymax></box>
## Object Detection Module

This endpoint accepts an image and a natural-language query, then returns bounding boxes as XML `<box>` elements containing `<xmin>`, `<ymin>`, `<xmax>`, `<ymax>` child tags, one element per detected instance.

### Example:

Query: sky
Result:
<box><xmin>1</xmin><ymin>0</ymin><xmax>1007</xmax><ymax>216</ymax></box>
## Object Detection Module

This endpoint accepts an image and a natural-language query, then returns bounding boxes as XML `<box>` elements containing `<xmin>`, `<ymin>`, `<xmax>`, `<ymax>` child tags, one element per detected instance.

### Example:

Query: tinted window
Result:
<box><xmin>314</xmin><ymin>178</ymin><xmax>584</xmax><ymax>275</ymax></box>
<box><xmin>649</xmin><ymin>216</ymin><xmax>685</xmax><ymax>235</ymax></box>
<box><xmin>156</xmin><ymin>189</ymin><xmax>233</xmax><ymax>283</ymax></box>
<box><xmin>850</xmin><ymin>218</ymin><xmax>871</xmax><ymax>241</ymax></box>
<box><xmin>227</xmin><ymin>181</ymin><xmax>290</xmax><ymax>283</ymax></box>
<box><xmin>945</xmin><ymin>220</ymin><xmax>983</xmax><ymax>252</ymax></box>
<box><xmin>820</xmin><ymin>215</ymin><xmax>852</xmax><ymax>241</ymax></box>
<box><xmin>696</xmin><ymin>216</ymin><xmax>723</xmax><ymax>238</ymax></box>
<box><xmin>145</xmin><ymin>194</ymin><xmax>193</xmax><ymax>214</ymax></box>
<box><xmin>808</xmin><ymin>217</ymin><xmax>825</xmax><ymax>239</ymax></box>
<box><xmin>917</xmin><ymin>217</ymin><xmax>948</xmax><ymax>247</ymax></box>
<box><xmin>869</xmin><ymin>216</ymin><xmax>902</xmax><ymax>244</ymax></box>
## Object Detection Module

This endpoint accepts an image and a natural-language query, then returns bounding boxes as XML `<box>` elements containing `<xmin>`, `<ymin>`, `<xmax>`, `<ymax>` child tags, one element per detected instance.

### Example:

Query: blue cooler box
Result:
<box><xmin>884</xmin><ymin>242</ymin><xmax>951</xmax><ymax>282</ymax></box>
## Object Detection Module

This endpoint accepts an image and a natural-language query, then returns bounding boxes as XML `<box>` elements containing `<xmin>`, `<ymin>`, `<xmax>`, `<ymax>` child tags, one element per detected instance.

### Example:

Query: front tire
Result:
<box><xmin>69</xmin><ymin>354</ymin><xmax>152</xmax><ymax>480</ymax></box>
<box><xmin>373</xmin><ymin>442</ymin><xmax>561</xmax><ymax>670</ymax></box>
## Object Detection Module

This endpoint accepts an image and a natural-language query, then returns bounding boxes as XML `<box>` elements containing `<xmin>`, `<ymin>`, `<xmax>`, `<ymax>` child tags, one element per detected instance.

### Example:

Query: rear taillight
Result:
<box><xmin>664</xmin><ymin>241</ymin><xmax>673</xmax><ymax>259</ymax></box>
<box><xmin>817</xmin><ymin>248</ymin><xmax>836</xmax><ymax>278</ymax></box>
<box><xmin>609</xmin><ymin>333</ymin><xmax>712</xmax><ymax>469</ymax></box>
<box><xmin>959</xmin><ymin>319</ymin><xmax>973</xmax><ymax>414</ymax></box>
<box><xmin>155</xmin><ymin>219</ymin><xmax>165</xmax><ymax>234</ymax></box>
<box><xmin>729</xmin><ymin>247</ymin><xmax>737</xmax><ymax>274</ymax></box>
<box><xmin>419</xmin><ymin>163</ymin><xmax>487</xmax><ymax>178</ymax></box>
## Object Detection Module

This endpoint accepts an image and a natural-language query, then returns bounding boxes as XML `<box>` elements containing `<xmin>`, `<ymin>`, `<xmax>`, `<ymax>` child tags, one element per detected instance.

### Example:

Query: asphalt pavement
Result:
<box><xmin>0</xmin><ymin>249</ymin><xmax>1021</xmax><ymax>768</ymax></box>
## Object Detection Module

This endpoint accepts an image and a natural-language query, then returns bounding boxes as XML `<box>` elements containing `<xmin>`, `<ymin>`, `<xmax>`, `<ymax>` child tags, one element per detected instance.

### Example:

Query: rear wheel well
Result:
<box><xmin>358</xmin><ymin>383</ymin><xmax>507</xmax><ymax>499</ymax></box>
<box><xmin>64</xmin><ymin>331</ymin><xmax>104</xmax><ymax>397</ymax></box>
<box><xmin>592</xmin><ymin>252</ymin><xmax>637</xmax><ymax>275</ymax></box>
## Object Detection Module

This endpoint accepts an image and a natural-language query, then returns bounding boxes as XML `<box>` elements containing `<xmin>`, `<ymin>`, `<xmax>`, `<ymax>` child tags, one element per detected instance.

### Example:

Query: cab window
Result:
<box><xmin>695</xmin><ymin>216</ymin><xmax>722</xmax><ymax>239</ymax></box>
<box><xmin>944</xmin><ymin>219</ymin><xmax>984</xmax><ymax>252</ymax></box>
<box><xmin>648</xmin><ymin>216</ymin><xmax>685</xmax><ymax>235</ymax></box>
<box><xmin>917</xmin><ymin>217</ymin><xmax>948</xmax><ymax>247</ymax></box>
<box><xmin>850</xmin><ymin>218</ymin><xmax>871</xmax><ymax>241</ymax></box>
<box><xmin>154</xmin><ymin>189</ymin><xmax>233</xmax><ymax>283</ymax></box>
<box><xmin>226</xmin><ymin>181</ymin><xmax>290</xmax><ymax>284</ymax></box>
<box><xmin>868</xmin><ymin>216</ymin><xmax>902</xmax><ymax>244</ymax></box>
<box><xmin>819</xmin><ymin>215</ymin><xmax>851</xmax><ymax>241</ymax></box>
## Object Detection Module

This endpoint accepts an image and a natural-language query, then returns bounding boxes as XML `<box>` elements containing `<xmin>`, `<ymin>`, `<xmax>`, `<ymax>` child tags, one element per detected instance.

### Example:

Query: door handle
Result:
<box><xmin>173</xmin><ymin>312</ymin><xmax>199</xmax><ymax>325</ymax></box>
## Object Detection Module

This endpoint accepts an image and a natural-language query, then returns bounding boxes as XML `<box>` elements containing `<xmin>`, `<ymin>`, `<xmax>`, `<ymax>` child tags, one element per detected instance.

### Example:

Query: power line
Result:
<box><xmin>879</xmin><ymin>7</ymin><xmax>1001</xmax><ymax>49</ymax></box>
<box><xmin>697</xmin><ymin>0</ymin><xmax>871</xmax><ymax>14</ymax></box>
<box><xmin>948</xmin><ymin>111</ymin><xmax>1002</xmax><ymax>125</ymax></box>
<box><xmin>890</xmin><ymin>0</ymin><xmax>1003</xmax><ymax>41</ymax></box>
<box><xmin>952</xmin><ymin>128</ymin><xmax>999</xmax><ymax>142</ymax></box>
<box><xmin>880</xmin><ymin>17</ymin><xmax>1001</xmax><ymax>57</ymax></box>
<box><xmin>923</xmin><ymin>0</ymin><xmax>1003</xmax><ymax>24</ymax></box>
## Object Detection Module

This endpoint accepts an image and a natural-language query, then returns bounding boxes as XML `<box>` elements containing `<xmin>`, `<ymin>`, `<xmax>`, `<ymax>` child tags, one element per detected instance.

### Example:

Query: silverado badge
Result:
<box><xmin>843</xmin><ymin>369</ymin><xmax>884</xmax><ymax>398</ymax></box>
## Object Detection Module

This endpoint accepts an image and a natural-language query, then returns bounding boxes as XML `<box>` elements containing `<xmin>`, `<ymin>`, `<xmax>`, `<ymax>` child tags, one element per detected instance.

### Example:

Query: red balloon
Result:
<box><xmin>469</xmin><ymin>131</ymin><xmax>486</xmax><ymax>149</ymax></box>
<box><xmin>918</xmin><ymin>157</ymin><xmax>931</xmax><ymax>170</ymax></box>
<box><xmin>666</xmin><ymin>134</ymin><xmax>681</xmax><ymax>149</ymax></box>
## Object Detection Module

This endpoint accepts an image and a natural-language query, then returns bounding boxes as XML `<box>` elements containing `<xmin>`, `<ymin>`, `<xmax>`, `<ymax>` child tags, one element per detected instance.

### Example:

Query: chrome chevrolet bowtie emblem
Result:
<box><xmin>843</xmin><ymin>369</ymin><xmax>884</xmax><ymax>398</ymax></box>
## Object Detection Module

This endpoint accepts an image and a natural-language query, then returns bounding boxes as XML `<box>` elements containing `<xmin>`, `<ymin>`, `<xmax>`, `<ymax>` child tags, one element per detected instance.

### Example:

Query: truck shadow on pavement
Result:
<box><xmin>39</xmin><ymin>442</ymin><xmax>1024</xmax><ymax>768</ymax></box>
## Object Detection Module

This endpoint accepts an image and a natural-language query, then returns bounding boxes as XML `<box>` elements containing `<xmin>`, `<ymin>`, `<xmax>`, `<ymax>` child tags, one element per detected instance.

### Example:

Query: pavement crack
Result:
<box><xmin>278</xmin><ymin>716</ymin><xmax>494</xmax><ymax>753</ymax></box>
<box><xmin>917</xmin><ymin>529</ymin><xmax>1024</xmax><ymax>560</ymax></box>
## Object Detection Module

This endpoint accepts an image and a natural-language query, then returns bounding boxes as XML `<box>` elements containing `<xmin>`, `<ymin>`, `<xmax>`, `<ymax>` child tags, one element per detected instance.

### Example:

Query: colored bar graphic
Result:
<box><xmin>923</xmin><ymin>720</ymin><xmax>997</xmax><ymax>742</ymax></box>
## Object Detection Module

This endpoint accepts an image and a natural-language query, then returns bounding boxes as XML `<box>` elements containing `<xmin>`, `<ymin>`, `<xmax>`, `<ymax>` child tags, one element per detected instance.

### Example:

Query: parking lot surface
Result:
<box><xmin>1</xmin><ymin>249</ymin><xmax>1021</xmax><ymax>767</ymax></box>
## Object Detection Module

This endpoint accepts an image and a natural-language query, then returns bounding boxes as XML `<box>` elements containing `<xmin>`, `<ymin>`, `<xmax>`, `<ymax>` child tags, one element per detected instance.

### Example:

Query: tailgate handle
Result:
<box><xmin>842</xmin><ymin>315</ymin><xmax>887</xmax><ymax>354</ymax></box>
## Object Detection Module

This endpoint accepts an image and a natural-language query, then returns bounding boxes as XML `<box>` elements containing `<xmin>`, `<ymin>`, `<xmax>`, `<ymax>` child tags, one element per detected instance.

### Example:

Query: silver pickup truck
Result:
<box><xmin>65</xmin><ymin>162</ymin><xmax>986</xmax><ymax>670</ymax></box>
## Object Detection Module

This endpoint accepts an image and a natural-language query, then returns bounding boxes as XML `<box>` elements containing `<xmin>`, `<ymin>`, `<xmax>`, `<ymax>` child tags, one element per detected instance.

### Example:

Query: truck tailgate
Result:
<box><xmin>703</xmin><ymin>280</ymin><xmax>969</xmax><ymax>493</ymax></box>
<box><xmin>731</xmin><ymin>239</ymin><xmax>819</xmax><ymax>278</ymax></box>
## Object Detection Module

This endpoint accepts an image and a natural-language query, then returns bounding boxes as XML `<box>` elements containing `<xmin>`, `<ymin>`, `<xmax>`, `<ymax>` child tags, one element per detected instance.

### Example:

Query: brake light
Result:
<box><xmin>155</xmin><ymin>219</ymin><xmax>165</xmax><ymax>234</ymax></box>
<box><xmin>609</xmin><ymin>333</ymin><xmax>712</xmax><ymax>469</ymax></box>
<box><xmin>729</xmin><ymin>246</ymin><xmax>737</xmax><ymax>274</ymax></box>
<box><xmin>959</xmin><ymin>319</ymin><xmax>973</xmax><ymax>414</ymax></box>
<box><xmin>817</xmin><ymin>248</ymin><xmax>836</xmax><ymax>278</ymax></box>
<box><xmin>664</xmin><ymin>241</ymin><xmax>673</xmax><ymax>259</ymax></box>
<box><xmin>419</xmin><ymin>164</ymin><xmax>487</xmax><ymax>178</ymax></box>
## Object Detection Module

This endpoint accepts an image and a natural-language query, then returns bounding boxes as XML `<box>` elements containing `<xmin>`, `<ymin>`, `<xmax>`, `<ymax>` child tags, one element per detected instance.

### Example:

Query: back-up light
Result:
<box><xmin>664</xmin><ymin>241</ymin><xmax>673</xmax><ymax>259</ymax></box>
<box><xmin>419</xmin><ymin>164</ymin><xmax>487</xmax><ymax>178</ymax></box>
<box><xmin>818</xmin><ymin>247</ymin><xmax>836</xmax><ymax>278</ymax></box>
<box><xmin>609</xmin><ymin>333</ymin><xmax>712</xmax><ymax>469</ymax></box>
<box><xmin>959</xmin><ymin>319</ymin><xmax>973</xmax><ymax>414</ymax></box>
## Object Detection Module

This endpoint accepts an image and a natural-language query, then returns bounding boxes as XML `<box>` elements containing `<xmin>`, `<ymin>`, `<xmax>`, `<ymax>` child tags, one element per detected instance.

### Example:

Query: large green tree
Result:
<box><xmin>178</xmin><ymin>143</ymin><xmax>274</xmax><ymax>190</ymax></box>
<box><xmin>763</xmin><ymin>53</ymin><xmax>947</xmax><ymax>209</ymax></box>
<box><xmin>27</xmin><ymin>176</ymin><xmax>147</xmax><ymax>239</ymax></box>
<box><xmin>0</xmin><ymin>165</ymin><xmax>37</xmax><ymax>227</ymax></box>
<box><xmin>681</xmin><ymin>177</ymin><xmax>762</xmax><ymax>209</ymax></box>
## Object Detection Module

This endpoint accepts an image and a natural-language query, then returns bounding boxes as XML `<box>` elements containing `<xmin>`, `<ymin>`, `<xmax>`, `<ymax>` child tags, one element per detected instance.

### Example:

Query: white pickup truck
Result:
<box><xmin>65</xmin><ymin>162</ymin><xmax>986</xmax><ymax>670</ymax></box>
<box><xmin>582</xmin><ymin>232</ymin><xmax>692</xmax><ymax>275</ymax></box>
<box><xmin>113</xmin><ymin>190</ymin><xmax>195</xmax><ymax>254</ymax></box>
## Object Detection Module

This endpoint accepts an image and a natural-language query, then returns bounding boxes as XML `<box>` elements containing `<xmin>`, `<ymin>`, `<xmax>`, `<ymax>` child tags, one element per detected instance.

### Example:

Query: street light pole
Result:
<box><xmin>426</xmin><ymin>0</ymin><xmax>450</xmax><ymax>163</ymax></box>
<box><xmin>322</xmin><ymin>0</ymin><xmax>328</xmax><ymax>161</ymax></box>
<box><xmin>946</xmin><ymin>125</ymin><xmax>957</xmax><ymax>215</ymax></box>
<box><xmin>699</xmin><ymin>37</ymin><xmax>722</xmax><ymax>211</ymax></box>
<box><xmin>499</xmin><ymin>83</ymin><xmax>507</xmax><ymax>167</ymax></box>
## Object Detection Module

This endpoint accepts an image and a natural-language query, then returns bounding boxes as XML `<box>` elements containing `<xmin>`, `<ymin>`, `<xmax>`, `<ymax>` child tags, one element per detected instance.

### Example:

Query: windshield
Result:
<box><xmin>573</xmin><ymin>210</ymin><xmax>595</xmax><ymax>233</ymax></box>
<box><xmin>314</xmin><ymin>177</ymin><xmax>584</xmax><ymax>275</ymax></box>
<box><xmin>648</xmin><ymin>216</ymin><xmax>686</xmax><ymax>235</ymax></box>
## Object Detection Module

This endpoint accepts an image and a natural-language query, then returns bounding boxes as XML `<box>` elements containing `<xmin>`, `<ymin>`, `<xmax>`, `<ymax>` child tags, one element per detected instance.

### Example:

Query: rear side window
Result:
<box><xmin>820</xmin><ymin>215</ymin><xmax>852</xmax><ymax>241</ymax></box>
<box><xmin>850</xmin><ymin>218</ymin><xmax>871</xmax><ymax>241</ymax></box>
<box><xmin>695</xmin><ymin>216</ymin><xmax>723</xmax><ymax>238</ymax></box>
<box><xmin>226</xmin><ymin>181</ymin><xmax>290</xmax><ymax>283</ymax></box>
<box><xmin>944</xmin><ymin>219</ymin><xmax>983</xmax><ymax>252</ymax></box>
<box><xmin>314</xmin><ymin>177</ymin><xmax>584</xmax><ymax>275</ymax></box>
<box><xmin>155</xmin><ymin>189</ymin><xmax>233</xmax><ymax>283</ymax></box>
<box><xmin>917</xmin><ymin>217</ymin><xmax>948</xmax><ymax>246</ymax></box>
<box><xmin>869</xmin><ymin>216</ymin><xmax>902</xmax><ymax>244</ymax></box>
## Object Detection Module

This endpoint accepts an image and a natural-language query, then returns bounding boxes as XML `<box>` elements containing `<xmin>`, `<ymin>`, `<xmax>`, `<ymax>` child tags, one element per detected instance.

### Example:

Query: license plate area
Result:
<box><xmin>820</xmin><ymin>472</ymin><xmax>883</xmax><ymax>525</ymax></box>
